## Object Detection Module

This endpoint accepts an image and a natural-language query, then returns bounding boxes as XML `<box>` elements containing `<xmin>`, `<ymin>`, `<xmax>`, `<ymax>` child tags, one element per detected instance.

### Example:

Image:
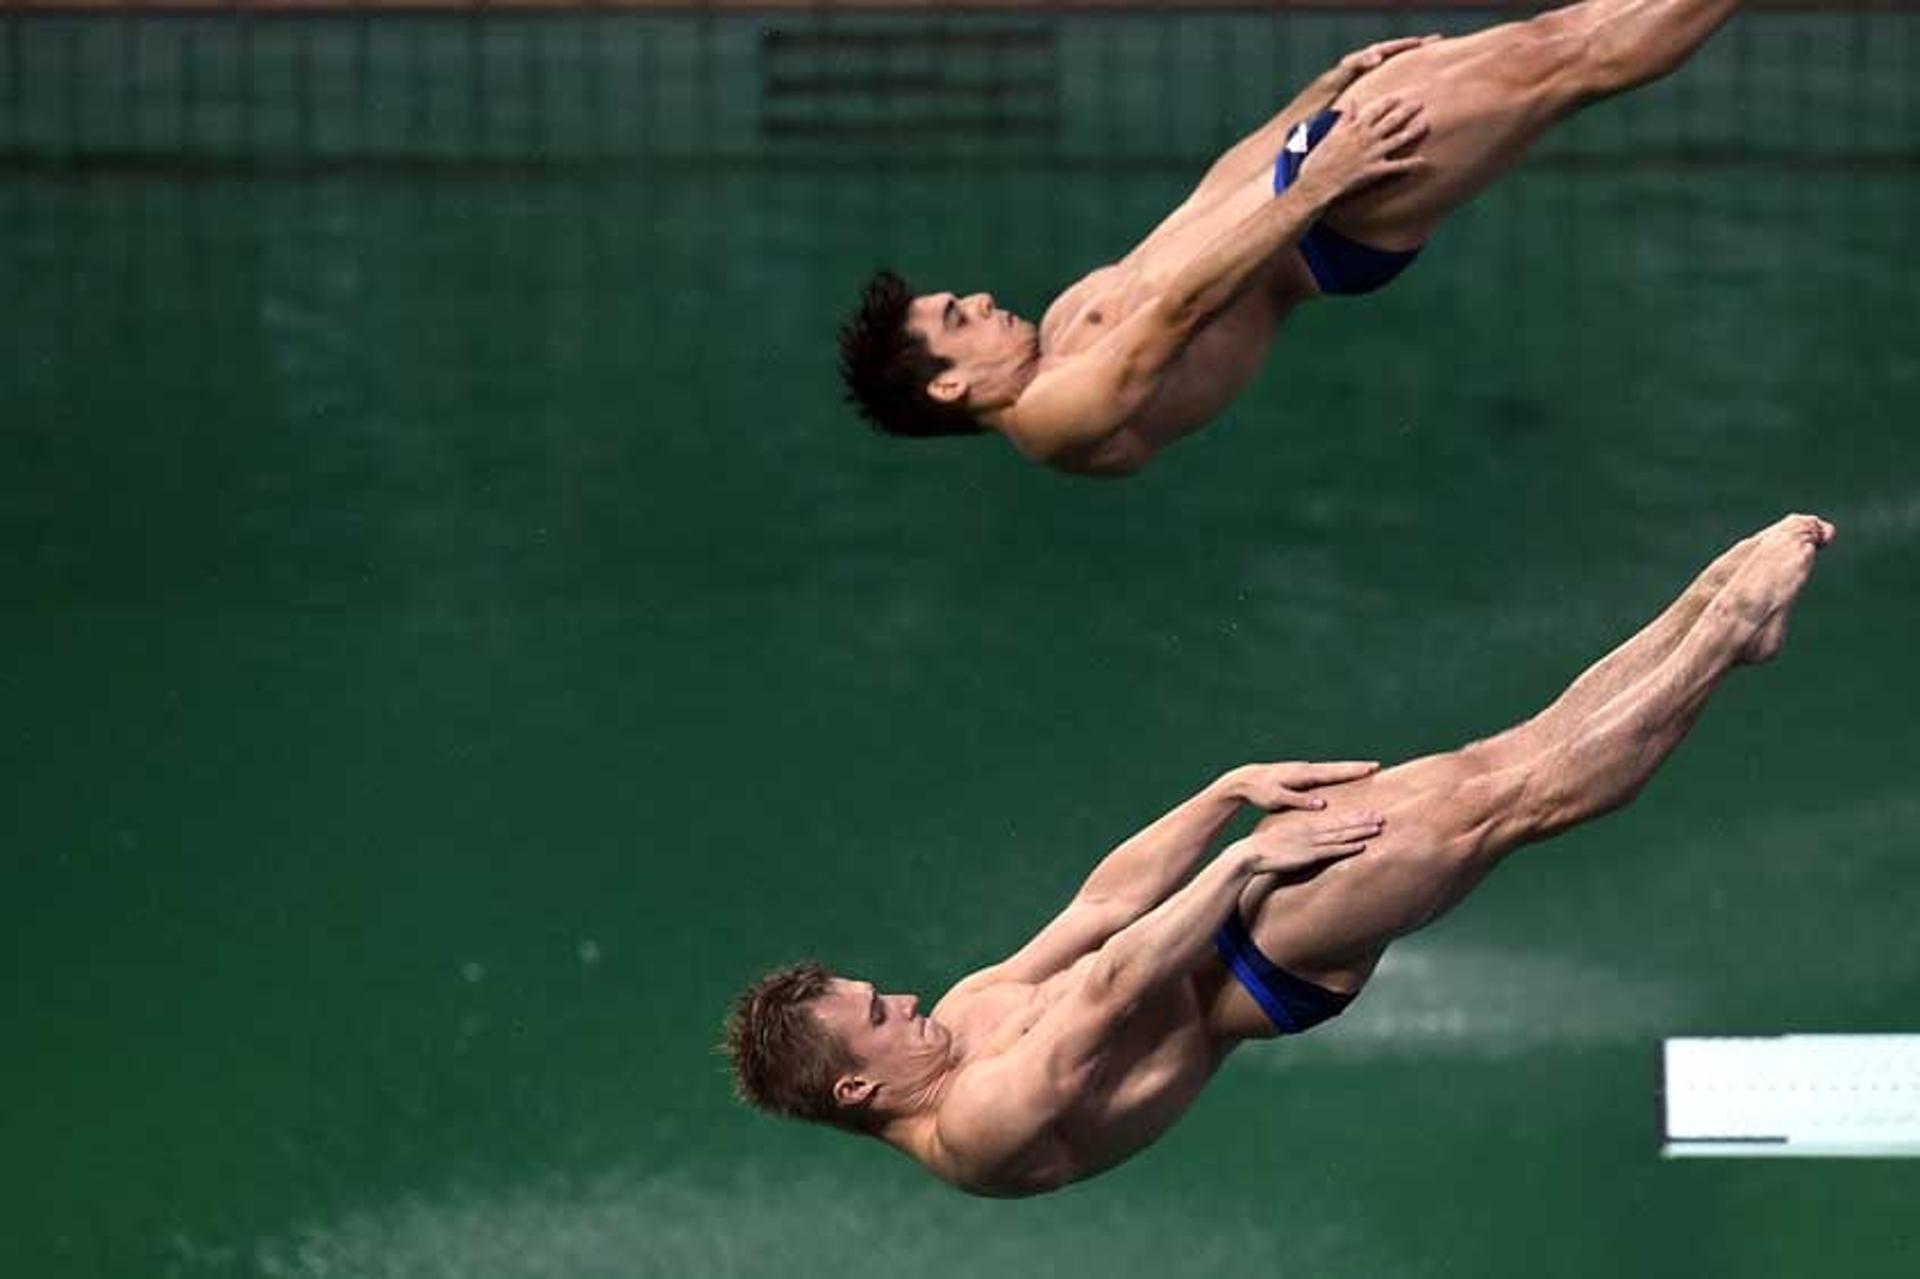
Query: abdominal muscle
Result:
<box><xmin>1052</xmin><ymin>982</ymin><xmax>1229</xmax><ymax>1184</ymax></box>
<box><xmin>1123</xmin><ymin>284</ymin><xmax>1295</xmax><ymax>452</ymax></box>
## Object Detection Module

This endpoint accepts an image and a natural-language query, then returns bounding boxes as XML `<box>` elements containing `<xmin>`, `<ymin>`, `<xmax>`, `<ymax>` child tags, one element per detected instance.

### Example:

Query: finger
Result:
<box><xmin>1294</xmin><ymin>761</ymin><xmax>1382</xmax><ymax>786</ymax></box>
<box><xmin>1263</xmin><ymin>842</ymin><xmax>1368</xmax><ymax>874</ymax></box>
<box><xmin>1266</xmin><ymin>787</ymin><xmax>1328</xmax><ymax>811</ymax></box>
<box><xmin>1364</xmin><ymin>155</ymin><xmax>1427</xmax><ymax>181</ymax></box>
<box><xmin>1360</xmin><ymin>96</ymin><xmax>1398</xmax><ymax>126</ymax></box>
<box><xmin>1328</xmin><ymin>811</ymin><xmax>1386</xmax><ymax>830</ymax></box>
<box><xmin>1312</xmin><ymin>817</ymin><xmax>1386</xmax><ymax>842</ymax></box>
<box><xmin>1305</xmin><ymin>806</ymin><xmax>1382</xmax><ymax>825</ymax></box>
<box><xmin>1380</xmin><ymin>101</ymin><xmax>1424</xmax><ymax>138</ymax></box>
<box><xmin>1371</xmin><ymin>110</ymin><xmax>1417</xmax><ymax>143</ymax></box>
<box><xmin>1385</xmin><ymin>119</ymin><xmax>1429</xmax><ymax>155</ymax></box>
<box><xmin>1308</xmin><ymin>810</ymin><xmax>1385</xmax><ymax>831</ymax></box>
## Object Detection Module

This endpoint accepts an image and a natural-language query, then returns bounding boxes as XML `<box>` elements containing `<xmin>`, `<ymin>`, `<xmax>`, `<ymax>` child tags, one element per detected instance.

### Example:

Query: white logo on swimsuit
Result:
<box><xmin>1285</xmin><ymin>123</ymin><xmax>1311</xmax><ymax>154</ymax></box>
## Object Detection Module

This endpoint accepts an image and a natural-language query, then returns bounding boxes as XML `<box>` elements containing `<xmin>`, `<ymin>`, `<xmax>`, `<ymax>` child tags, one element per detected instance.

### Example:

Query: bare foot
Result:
<box><xmin>1686</xmin><ymin>531</ymin><xmax>1762</xmax><ymax>605</ymax></box>
<box><xmin>1723</xmin><ymin>514</ymin><xmax>1835</xmax><ymax>664</ymax></box>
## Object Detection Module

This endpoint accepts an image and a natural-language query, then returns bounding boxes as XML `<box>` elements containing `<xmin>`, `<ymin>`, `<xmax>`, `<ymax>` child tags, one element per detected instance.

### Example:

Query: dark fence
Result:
<box><xmin>3</xmin><ymin>2</ymin><xmax>1916</xmax><ymax>171</ymax></box>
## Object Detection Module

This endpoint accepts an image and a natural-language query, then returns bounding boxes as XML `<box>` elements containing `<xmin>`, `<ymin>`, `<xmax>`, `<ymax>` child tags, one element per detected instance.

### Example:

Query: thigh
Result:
<box><xmin>1321</xmin><ymin>16</ymin><xmax>1594</xmax><ymax>249</ymax></box>
<box><xmin>1230</xmin><ymin>748</ymin><xmax>1525</xmax><ymax>990</ymax></box>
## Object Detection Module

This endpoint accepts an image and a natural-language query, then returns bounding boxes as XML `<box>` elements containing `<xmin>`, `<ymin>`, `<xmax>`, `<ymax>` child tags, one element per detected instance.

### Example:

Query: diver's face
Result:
<box><xmin>907</xmin><ymin>290</ymin><xmax>1035</xmax><ymax>380</ymax></box>
<box><xmin>813</xmin><ymin>976</ymin><xmax>951</xmax><ymax>1081</ymax></box>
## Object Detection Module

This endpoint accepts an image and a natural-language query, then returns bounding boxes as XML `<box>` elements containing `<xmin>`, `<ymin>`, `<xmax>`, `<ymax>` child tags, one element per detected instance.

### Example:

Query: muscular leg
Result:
<box><xmin>1208</xmin><ymin>516</ymin><xmax>1833</xmax><ymax>1041</ymax></box>
<box><xmin>1322</xmin><ymin>0</ymin><xmax>1744</xmax><ymax>249</ymax></box>
<box><xmin>1482</xmin><ymin>530</ymin><xmax>1758</xmax><ymax>760</ymax></box>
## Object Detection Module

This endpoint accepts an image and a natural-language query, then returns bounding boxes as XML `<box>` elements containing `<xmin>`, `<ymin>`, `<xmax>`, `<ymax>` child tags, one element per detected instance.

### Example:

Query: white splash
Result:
<box><xmin>1247</xmin><ymin>938</ymin><xmax>1689</xmax><ymax>1065</ymax></box>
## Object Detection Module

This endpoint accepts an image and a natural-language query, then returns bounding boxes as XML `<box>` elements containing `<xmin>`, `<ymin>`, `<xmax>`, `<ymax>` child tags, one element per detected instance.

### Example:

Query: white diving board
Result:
<box><xmin>1662</xmin><ymin>1036</ymin><xmax>1920</xmax><ymax>1158</ymax></box>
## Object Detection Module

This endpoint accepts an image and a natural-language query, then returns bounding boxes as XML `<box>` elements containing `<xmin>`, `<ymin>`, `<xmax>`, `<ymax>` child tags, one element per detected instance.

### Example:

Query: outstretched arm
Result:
<box><xmin>963</xmin><ymin>761</ymin><xmax>1381</xmax><ymax>989</ymax></box>
<box><xmin>936</xmin><ymin>817</ymin><xmax>1380</xmax><ymax>1168</ymax></box>
<box><xmin>1001</xmin><ymin>97</ymin><xmax>1427</xmax><ymax>462</ymax></box>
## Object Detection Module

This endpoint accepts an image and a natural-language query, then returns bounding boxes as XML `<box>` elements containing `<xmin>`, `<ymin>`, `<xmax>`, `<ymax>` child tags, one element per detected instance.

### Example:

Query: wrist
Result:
<box><xmin>1287</xmin><ymin>171</ymin><xmax>1339</xmax><ymax>213</ymax></box>
<box><xmin>1210</xmin><ymin>767</ymin><xmax>1252</xmax><ymax>805</ymax></box>
<box><xmin>1221</xmin><ymin>837</ymin><xmax>1265</xmax><ymax>880</ymax></box>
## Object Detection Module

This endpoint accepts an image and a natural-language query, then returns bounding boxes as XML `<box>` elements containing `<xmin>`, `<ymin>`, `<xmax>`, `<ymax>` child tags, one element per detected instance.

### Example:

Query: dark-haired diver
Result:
<box><xmin>839</xmin><ymin>0</ymin><xmax>1743</xmax><ymax>475</ymax></box>
<box><xmin>725</xmin><ymin>516</ymin><xmax>1834</xmax><ymax>1196</ymax></box>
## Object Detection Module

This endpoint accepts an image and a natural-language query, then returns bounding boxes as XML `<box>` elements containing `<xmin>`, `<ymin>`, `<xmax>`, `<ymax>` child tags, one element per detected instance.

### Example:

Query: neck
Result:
<box><xmin>875</xmin><ymin>1037</ymin><xmax>962</xmax><ymax>1129</ymax></box>
<box><xmin>979</xmin><ymin>377</ymin><xmax>1039</xmax><ymax>436</ymax></box>
<box><xmin>875</xmin><ymin>1062</ymin><xmax>956</xmax><ymax>1153</ymax></box>
<box><xmin>977</xmin><ymin>341</ymin><xmax>1044</xmax><ymax>415</ymax></box>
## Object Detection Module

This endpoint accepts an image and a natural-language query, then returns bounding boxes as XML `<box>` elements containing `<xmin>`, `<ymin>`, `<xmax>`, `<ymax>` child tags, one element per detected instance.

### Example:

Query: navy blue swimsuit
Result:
<box><xmin>1213</xmin><ymin>908</ymin><xmax>1356</xmax><ymax>1035</ymax></box>
<box><xmin>1274</xmin><ymin>110</ymin><xmax>1422</xmax><ymax>296</ymax></box>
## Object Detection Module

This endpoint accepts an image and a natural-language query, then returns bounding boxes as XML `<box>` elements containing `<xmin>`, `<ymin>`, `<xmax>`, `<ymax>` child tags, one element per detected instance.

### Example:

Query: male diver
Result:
<box><xmin>839</xmin><ymin>0</ymin><xmax>1746</xmax><ymax>475</ymax></box>
<box><xmin>726</xmin><ymin>515</ymin><xmax>1835</xmax><ymax>1196</ymax></box>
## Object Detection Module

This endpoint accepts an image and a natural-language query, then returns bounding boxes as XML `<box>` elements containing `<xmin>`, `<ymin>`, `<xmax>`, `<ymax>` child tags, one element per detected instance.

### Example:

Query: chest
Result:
<box><xmin>1040</xmin><ymin>258</ymin><xmax>1287</xmax><ymax>408</ymax></box>
<box><xmin>1039</xmin><ymin>266</ymin><xmax>1151</xmax><ymax>357</ymax></box>
<box><xmin>947</xmin><ymin>960</ymin><xmax>1096</xmax><ymax>1056</ymax></box>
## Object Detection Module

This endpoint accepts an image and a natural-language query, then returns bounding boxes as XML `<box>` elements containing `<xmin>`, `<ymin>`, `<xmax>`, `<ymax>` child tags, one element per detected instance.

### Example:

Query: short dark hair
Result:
<box><xmin>837</xmin><ymin>269</ymin><xmax>986</xmax><ymax>439</ymax></box>
<box><xmin>721</xmin><ymin>961</ymin><xmax>874</xmax><ymax>1133</ymax></box>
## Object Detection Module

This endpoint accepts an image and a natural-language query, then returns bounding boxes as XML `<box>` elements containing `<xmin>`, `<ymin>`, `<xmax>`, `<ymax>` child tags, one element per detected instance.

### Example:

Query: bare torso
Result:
<box><xmin>921</xmin><ymin>951</ymin><xmax>1239</xmax><ymax>1195</ymax></box>
<box><xmin>1036</xmin><ymin>169</ymin><xmax>1324</xmax><ymax>474</ymax></box>
<box><xmin>910</xmin><ymin>751</ymin><xmax>1501</xmax><ymax>1195</ymax></box>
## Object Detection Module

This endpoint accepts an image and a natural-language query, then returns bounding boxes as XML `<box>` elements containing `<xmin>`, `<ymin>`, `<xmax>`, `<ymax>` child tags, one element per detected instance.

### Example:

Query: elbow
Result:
<box><xmin>1082</xmin><ymin>947</ymin><xmax>1144</xmax><ymax>1017</ymax></box>
<box><xmin>1087</xmin><ymin>434</ymin><xmax>1152</xmax><ymax>478</ymax></box>
<box><xmin>1156</xmin><ymin>291</ymin><xmax>1205</xmax><ymax>337</ymax></box>
<box><xmin>1069</xmin><ymin>893</ymin><xmax>1147</xmax><ymax>935</ymax></box>
<box><xmin>1043</xmin><ymin>434</ymin><xmax>1149</xmax><ymax>478</ymax></box>
<box><xmin>1011</xmin><ymin>417</ymin><xmax>1107</xmax><ymax>466</ymax></box>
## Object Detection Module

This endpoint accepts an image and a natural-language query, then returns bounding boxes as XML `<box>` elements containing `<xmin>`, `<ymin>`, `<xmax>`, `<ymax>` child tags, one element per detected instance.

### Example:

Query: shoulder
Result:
<box><xmin>924</xmin><ymin>1055</ymin><xmax>1072</xmax><ymax>1195</ymax></box>
<box><xmin>998</xmin><ymin>366</ymin><xmax>1158</xmax><ymax>473</ymax></box>
<box><xmin>931</xmin><ymin>967</ymin><xmax>1010</xmax><ymax>1021</ymax></box>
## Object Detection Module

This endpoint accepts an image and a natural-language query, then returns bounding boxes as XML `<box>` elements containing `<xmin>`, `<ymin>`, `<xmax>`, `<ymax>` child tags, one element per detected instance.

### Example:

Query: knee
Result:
<box><xmin>1510</xmin><ymin>10</ymin><xmax>1612</xmax><ymax>95</ymax></box>
<box><xmin>1556</xmin><ymin>7</ymin><xmax>1688</xmax><ymax>99</ymax></box>
<box><xmin>1487</xmin><ymin>11</ymin><xmax>1618</xmax><ymax>106</ymax></box>
<box><xmin>1458</xmin><ymin>715</ymin><xmax>1529</xmax><ymax>767</ymax></box>
<box><xmin>1526</xmin><ymin>735</ymin><xmax>1651</xmax><ymax>837</ymax></box>
<box><xmin>1418</xmin><ymin>746</ymin><xmax>1533</xmax><ymax>864</ymax></box>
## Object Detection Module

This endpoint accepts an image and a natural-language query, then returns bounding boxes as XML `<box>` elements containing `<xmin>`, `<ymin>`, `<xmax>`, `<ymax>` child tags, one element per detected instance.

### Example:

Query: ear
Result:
<box><xmin>833</xmin><ymin>1074</ymin><xmax>877</xmax><ymax>1110</ymax></box>
<box><xmin>926</xmin><ymin>372</ymin><xmax>967</xmax><ymax>405</ymax></box>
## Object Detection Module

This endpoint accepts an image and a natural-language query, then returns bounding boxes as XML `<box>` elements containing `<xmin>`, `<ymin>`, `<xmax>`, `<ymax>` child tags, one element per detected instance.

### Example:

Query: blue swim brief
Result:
<box><xmin>1213</xmin><ymin>908</ymin><xmax>1356</xmax><ymax>1035</ymax></box>
<box><xmin>1274</xmin><ymin>109</ymin><xmax>1421</xmax><ymax>296</ymax></box>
